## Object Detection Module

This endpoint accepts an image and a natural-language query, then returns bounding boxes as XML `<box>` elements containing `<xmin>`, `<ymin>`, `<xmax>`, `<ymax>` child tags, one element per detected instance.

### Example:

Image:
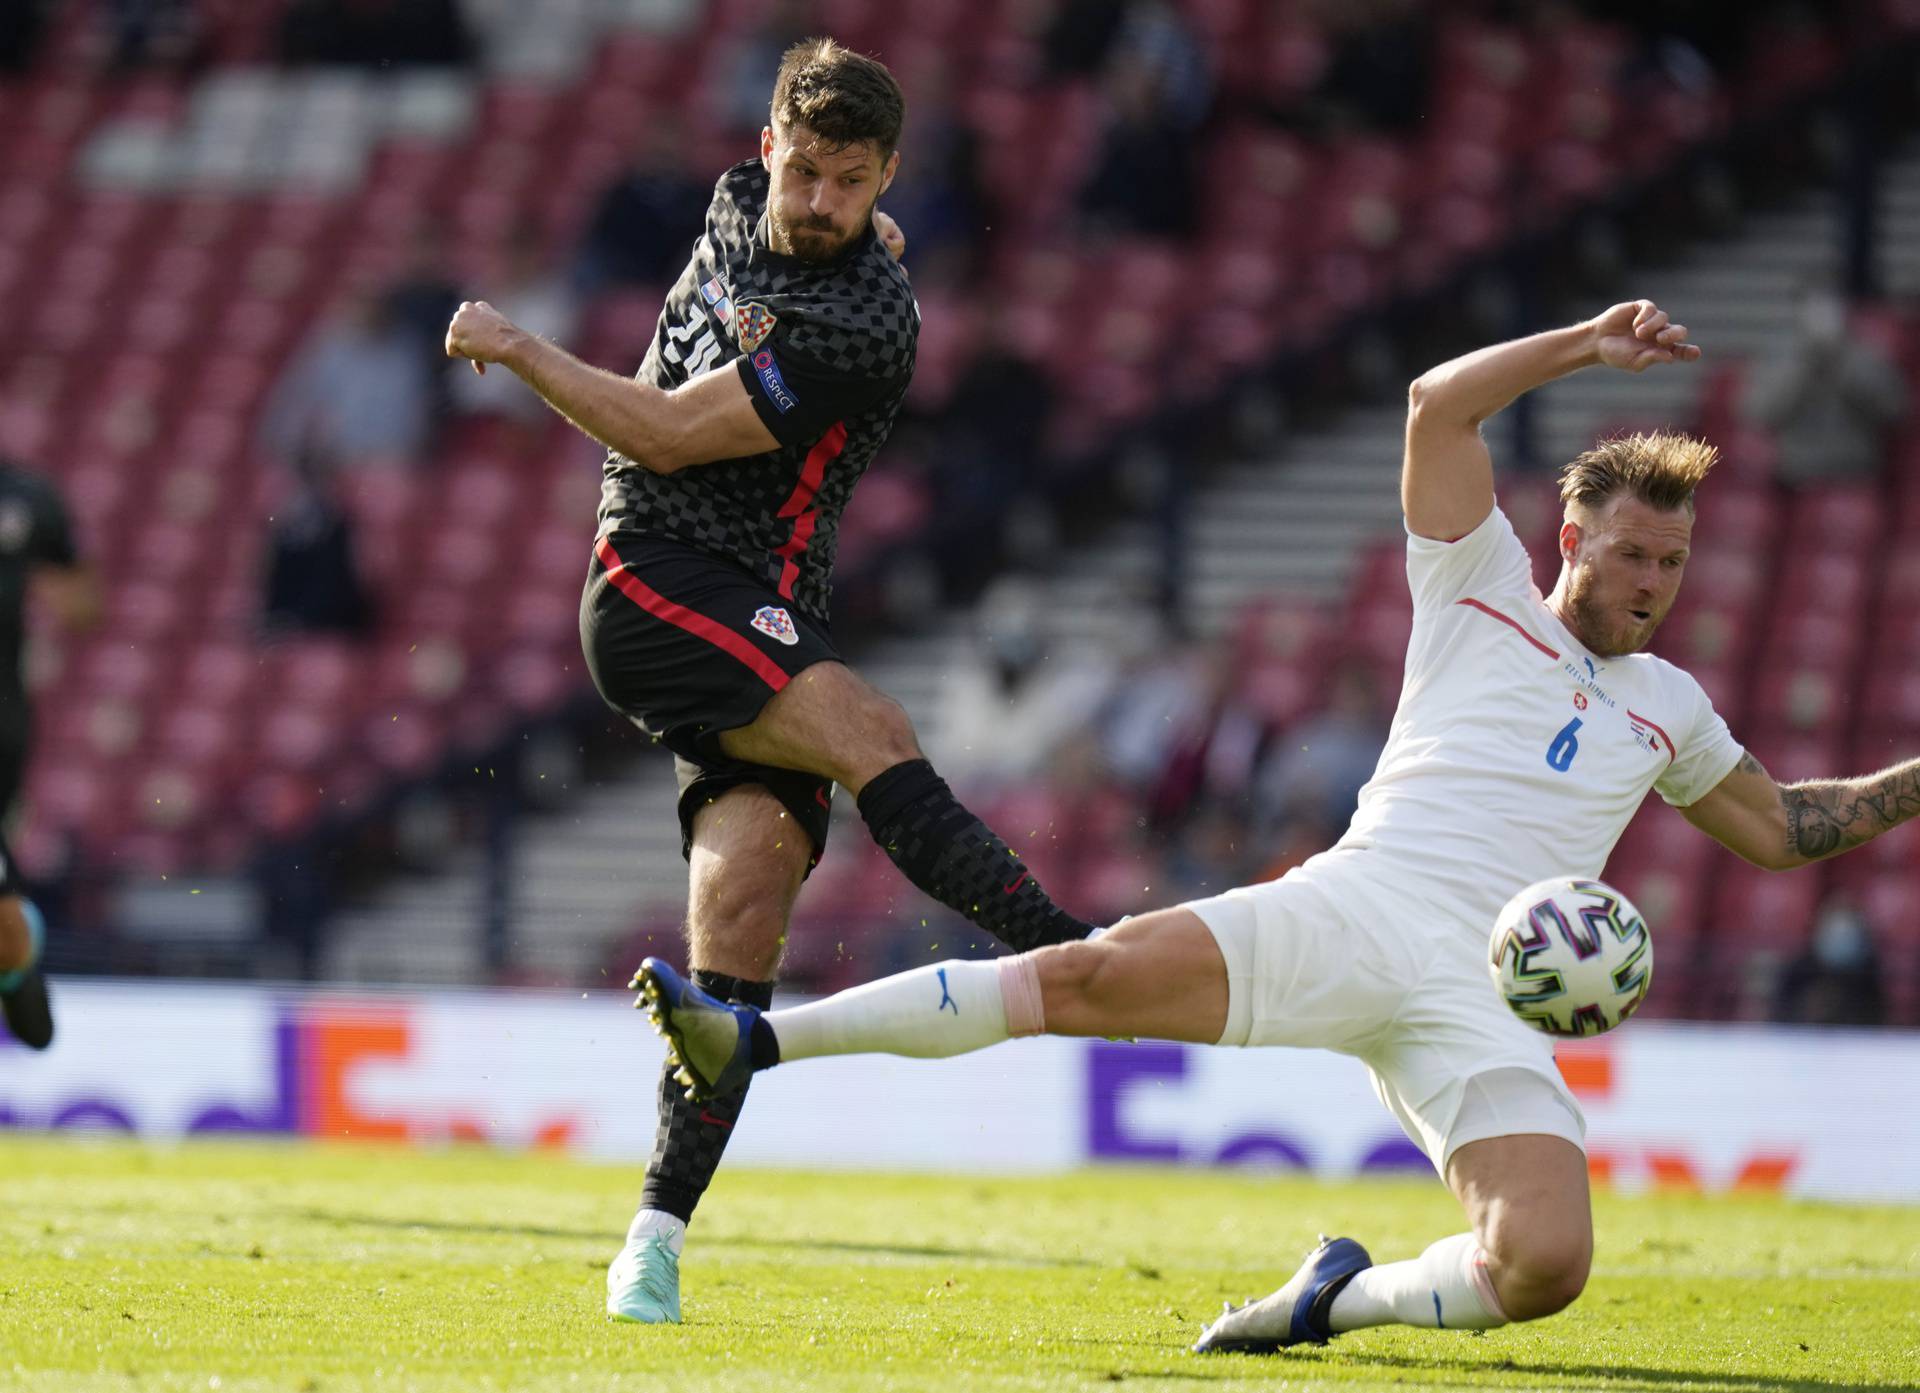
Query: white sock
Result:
<box><xmin>625</xmin><ymin>1208</ymin><xmax>686</xmax><ymax>1256</ymax></box>
<box><xmin>1328</xmin><ymin>1233</ymin><xmax>1508</xmax><ymax>1332</ymax></box>
<box><xmin>768</xmin><ymin>958</ymin><xmax>1043</xmax><ymax>1063</ymax></box>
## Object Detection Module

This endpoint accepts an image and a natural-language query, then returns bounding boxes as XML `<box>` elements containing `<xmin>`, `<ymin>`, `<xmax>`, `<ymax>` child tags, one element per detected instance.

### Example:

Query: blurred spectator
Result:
<box><xmin>1043</xmin><ymin>0</ymin><xmax>1128</xmax><ymax>77</ymax></box>
<box><xmin>1744</xmin><ymin>282</ymin><xmax>1908</xmax><ymax>484</ymax></box>
<box><xmin>1098</xmin><ymin>626</ymin><xmax>1208</xmax><ymax>791</ymax></box>
<box><xmin>0</xmin><ymin>456</ymin><xmax>100</xmax><ymax>818</ymax></box>
<box><xmin>575</xmin><ymin>125</ymin><xmax>710</xmax><ymax>293</ymax></box>
<box><xmin>876</xmin><ymin>66</ymin><xmax>990</xmax><ymax>285</ymax></box>
<box><xmin>1146</xmin><ymin>645</ymin><xmax>1264</xmax><ymax>828</ymax></box>
<box><xmin>1773</xmin><ymin>897</ymin><xmax>1885</xmax><ymax>1026</ymax></box>
<box><xmin>0</xmin><ymin>0</ymin><xmax>48</xmax><ymax>73</ymax></box>
<box><xmin>279</xmin><ymin>0</ymin><xmax>476</xmax><ymax>68</ymax></box>
<box><xmin>1253</xmin><ymin>663</ymin><xmax>1388</xmax><ymax>832</ymax></box>
<box><xmin>1112</xmin><ymin>0</ymin><xmax>1213</xmax><ymax>130</ymax></box>
<box><xmin>260</xmin><ymin>286</ymin><xmax>433</xmax><ymax>470</ymax></box>
<box><xmin>1079</xmin><ymin>45</ymin><xmax>1200</xmax><ymax>238</ymax></box>
<box><xmin>929</xmin><ymin>578</ymin><xmax>1117</xmax><ymax>789</ymax></box>
<box><xmin>706</xmin><ymin>0</ymin><xmax>810</xmax><ymax>133</ymax></box>
<box><xmin>262</xmin><ymin>449</ymin><xmax>374</xmax><ymax>638</ymax></box>
<box><xmin>102</xmin><ymin>0</ymin><xmax>204</xmax><ymax>71</ymax></box>
<box><xmin>1253</xmin><ymin>811</ymin><xmax>1344</xmax><ymax>883</ymax></box>
<box><xmin>1165</xmin><ymin>800</ymin><xmax>1255</xmax><ymax>901</ymax></box>
<box><xmin>918</xmin><ymin>316</ymin><xmax>1056</xmax><ymax>590</ymax></box>
<box><xmin>386</xmin><ymin>221</ymin><xmax>466</xmax><ymax>426</ymax></box>
<box><xmin>1311</xmin><ymin>0</ymin><xmax>1432</xmax><ymax>134</ymax></box>
<box><xmin>449</xmin><ymin>223</ymin><xmax>577</xmax><ymax>432</ymax></box>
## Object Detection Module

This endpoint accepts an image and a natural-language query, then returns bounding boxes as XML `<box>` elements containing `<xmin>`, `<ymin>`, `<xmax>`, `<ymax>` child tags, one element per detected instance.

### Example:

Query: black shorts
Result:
<box><xmin>580</xmin><ymin>531</ymin><xmax>839</xmax><ymax>866</ymax></box>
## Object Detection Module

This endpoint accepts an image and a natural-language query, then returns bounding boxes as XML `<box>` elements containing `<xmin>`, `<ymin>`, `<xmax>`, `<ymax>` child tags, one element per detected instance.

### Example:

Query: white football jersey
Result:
<box><xmin>1313</xmin><ymin>504</ymin><xmax>1744</xmax><ymax>938</ymax></box>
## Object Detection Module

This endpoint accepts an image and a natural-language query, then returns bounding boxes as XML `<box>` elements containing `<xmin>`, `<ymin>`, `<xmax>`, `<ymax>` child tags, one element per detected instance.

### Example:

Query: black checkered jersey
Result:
<box><xmin>596</xmin><ymin>160</ymin><xmax>919</xmax><ymax>626</ymax></box>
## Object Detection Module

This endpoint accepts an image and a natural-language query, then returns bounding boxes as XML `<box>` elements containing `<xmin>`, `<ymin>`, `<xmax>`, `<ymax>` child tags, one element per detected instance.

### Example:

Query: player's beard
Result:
<box><xmin>1563</xmin><ymin>567</ymin><xmax>1667</xmax><ymax>657</ymax></box>
<box><xmin>771</xmin><ymin>195</ymin><xmax>875</xmax><ymax>262</ymax></box>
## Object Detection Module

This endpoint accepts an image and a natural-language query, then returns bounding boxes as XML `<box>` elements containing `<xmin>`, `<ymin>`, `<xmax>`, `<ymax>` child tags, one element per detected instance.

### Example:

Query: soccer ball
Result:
<box><xmin>1487</xmin><ymin>876</ymin><xmax>1652</xmax><ymax>1037</ymax></box>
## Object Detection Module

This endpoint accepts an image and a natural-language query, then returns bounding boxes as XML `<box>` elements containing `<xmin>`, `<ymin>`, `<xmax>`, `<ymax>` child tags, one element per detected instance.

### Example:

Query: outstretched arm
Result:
<box><xmin>445</xmin><ymin>301</ymin><xmax>777</xmax><ymax>474</ymax></box>
<box><xmin>1403</xmin><ymin>300</ymin><xmax>1700</xmax><ymax>540</ymax></box>
<box><xmin>1680</xmin><ymin>750</ymin><xmax>1920</xmax><ymax>870</ymax></box>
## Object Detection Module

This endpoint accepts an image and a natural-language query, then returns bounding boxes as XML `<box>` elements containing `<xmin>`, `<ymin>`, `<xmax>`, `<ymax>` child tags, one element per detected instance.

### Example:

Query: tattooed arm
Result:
<box><xmin>1679</xmin><ymin>750</ymin><xmax>1920</xmax><ymax>870</ymax></box>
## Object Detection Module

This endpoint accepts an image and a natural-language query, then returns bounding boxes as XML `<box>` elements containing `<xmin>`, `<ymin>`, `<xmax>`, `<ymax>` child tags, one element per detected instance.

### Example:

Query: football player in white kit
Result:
<box><xmin>635</xmin><ymin>299</ymin><xmax>1920</xmax><ymax>1351</ymax></box>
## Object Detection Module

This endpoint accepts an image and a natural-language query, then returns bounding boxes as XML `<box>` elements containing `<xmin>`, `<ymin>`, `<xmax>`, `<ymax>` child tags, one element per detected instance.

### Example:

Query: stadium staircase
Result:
<box><xmin>325</xmin><ymin>139</ymin><xmax>1920</xmax><ymax>993</ymax></box>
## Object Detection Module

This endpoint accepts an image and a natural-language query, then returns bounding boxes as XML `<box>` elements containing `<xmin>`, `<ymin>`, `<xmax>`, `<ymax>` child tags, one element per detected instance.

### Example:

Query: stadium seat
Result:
<box><xmin>1711</xmin><ymin>863</ymin><xmax>1825</xmax><ymax>955</ymax></box>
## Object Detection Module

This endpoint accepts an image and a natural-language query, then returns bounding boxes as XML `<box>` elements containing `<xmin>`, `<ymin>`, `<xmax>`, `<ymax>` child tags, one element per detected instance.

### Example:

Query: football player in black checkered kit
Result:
<box><xmin>0</xmin><ymin>457</ymin><xmax>99</xmax><ymax>1050</ymax></box>
<box><xmin>446</xmin><ymin>39</ymin><xmax>1097</xmax><ymax>1322</ymax></box>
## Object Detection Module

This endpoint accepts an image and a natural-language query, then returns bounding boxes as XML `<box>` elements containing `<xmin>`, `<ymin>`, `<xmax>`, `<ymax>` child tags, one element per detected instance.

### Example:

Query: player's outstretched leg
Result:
<box><xmin>637</xmin><ymin>906</ymin><xmax>1230</xmax><ymax>1101</ymax></box>
<box><xmin>609</xmin><ymin>788</ymin><xmax>806</xmax><ymax>1325</ymax></box>
<box><xmin>0</xmin><ymin>896</ymin><xmax>53</xmax><ymax>1051</ymax></box>
<box><xmin>717</xmin><ymin>663</ymin><xmax>1095</xmax><ymax>952</ymax></box>
<box><xmin>1197</xmin><ymin>1134</ymin><xmax>1589</xmax><ymax>1354</ymax></box>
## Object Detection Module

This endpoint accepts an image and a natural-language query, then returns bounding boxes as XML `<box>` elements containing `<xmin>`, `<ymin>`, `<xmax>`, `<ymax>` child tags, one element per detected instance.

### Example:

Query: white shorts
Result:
<box><xmin>1186</xmin><ymin>856</ymin><xmax>1586</xmax><ymax>1175</ymax></box>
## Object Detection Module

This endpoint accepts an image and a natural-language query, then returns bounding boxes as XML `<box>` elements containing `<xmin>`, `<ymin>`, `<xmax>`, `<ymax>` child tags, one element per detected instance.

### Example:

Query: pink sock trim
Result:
<box><xmin>997</xmin><ymin>956</ymin><xmax>1046</xmax><ymax>1037</ymax></box>
<box><xmin>1468</xmin><ymin>1248</ymin><xmax>1509</xmax><ymax>1323</ymax></box>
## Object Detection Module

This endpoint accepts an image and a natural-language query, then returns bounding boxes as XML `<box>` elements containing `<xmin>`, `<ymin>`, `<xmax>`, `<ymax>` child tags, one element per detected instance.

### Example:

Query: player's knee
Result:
<box><xmin>860</xmin><ymin>691</ymin><xmax>921</xmax><ymax>766</ymax></box>
<box><xmin>1487</xmin><ymin>1228</ymin><xmax>1591</xmax><ymax>1321</ymax></box>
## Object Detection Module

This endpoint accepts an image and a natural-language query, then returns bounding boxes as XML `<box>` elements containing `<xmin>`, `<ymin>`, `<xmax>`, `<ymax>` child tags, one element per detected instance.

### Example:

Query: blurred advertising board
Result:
<box><xmin>3</xmin><ymin>982</ymin><xmax>1915</xmax><ymax>1201</ymax></box>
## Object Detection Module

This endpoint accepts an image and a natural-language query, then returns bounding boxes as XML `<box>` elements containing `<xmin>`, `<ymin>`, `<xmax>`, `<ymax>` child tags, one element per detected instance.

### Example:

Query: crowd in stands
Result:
<box><xmin>0</xmin><ymin>0</ymin><xmax>1916</xmax><ymax>1026</ymax></box>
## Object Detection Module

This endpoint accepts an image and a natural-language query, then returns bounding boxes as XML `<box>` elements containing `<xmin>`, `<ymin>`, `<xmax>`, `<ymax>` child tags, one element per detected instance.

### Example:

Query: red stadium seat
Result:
<box><xmin>1711</xmin><ymin>862</ymin><xmax>1824</xmax><ymax>954</ymax></box>
<box><xmin>1758</xmin><ymin>606</ymin><xmax>1864</xmax><ymax>670</ymax></box>
<box><xmin>1861</xmin><ymin>873</ymin><xmax>1920</xmax><ymax>950</ymax></box>
<box><xmin>1749</xmin><ymin>663</ymin><xmax>1848</xmax><ymax>736</ymax></box>
<box><xmin>1783</xmin><ymin>482</ymin><xmax>1883</xmax><ymax>552</ymax></box>
<box><xmin>1859</xmin><ymin>659</ymin><xmax>1920</xmax><ymax>727</ymax></box>
<box><xmin>1740</xmin><ymin>729</ymin><xmax>1842</xmax><ymax>785</ymax></box>
<box><xmin>1611</xmin><ymin>802</ymin><xmax>1716</xmax><ymax>879</ymax></box>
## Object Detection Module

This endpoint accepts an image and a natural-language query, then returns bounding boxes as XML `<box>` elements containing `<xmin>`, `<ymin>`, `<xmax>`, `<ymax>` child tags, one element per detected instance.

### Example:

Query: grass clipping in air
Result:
<box><xmin>1</xmin><ymin>1135</ymin><xmax>1916</xmax><ymax>1391</ymax></box>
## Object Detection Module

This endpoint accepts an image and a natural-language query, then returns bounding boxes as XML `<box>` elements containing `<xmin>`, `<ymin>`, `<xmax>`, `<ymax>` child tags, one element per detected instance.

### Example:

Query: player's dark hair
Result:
<box><xmin>770</xmin><ymin>37</ymin><xmax>905</xmax><ymax>155</ymax></box>
<box><xmin>1559</xmin><ymin>431</ymin><xmax>1718</xmax><ymax>517</ymax></box>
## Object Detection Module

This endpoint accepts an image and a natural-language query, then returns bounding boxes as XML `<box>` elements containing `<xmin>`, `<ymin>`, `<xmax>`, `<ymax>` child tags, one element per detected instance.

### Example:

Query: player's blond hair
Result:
<box><xmin>1558</xmin><ymin>431</ymin><xmax>1719</xmax><ymax>516</ymax></box>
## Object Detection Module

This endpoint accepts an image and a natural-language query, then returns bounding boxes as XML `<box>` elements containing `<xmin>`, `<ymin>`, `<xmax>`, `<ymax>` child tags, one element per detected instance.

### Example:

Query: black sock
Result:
<box><xmin>857</xmin><ymin>759</ymin><xmax>1094</xmax><ymax>953</ymax></box>
<box><xmin>749</xmin><ymin>1014</ymin><xmax>780</xmax><ymax>1069</ymax></box>
<box><xmin>638</xmin><ymin>968</ymin><xmax>774</xmax><ymax>1223</ymax></box>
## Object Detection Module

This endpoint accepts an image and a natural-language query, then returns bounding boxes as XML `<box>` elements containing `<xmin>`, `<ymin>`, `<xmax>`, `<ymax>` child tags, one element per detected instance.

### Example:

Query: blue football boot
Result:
<box><xmin>1193</xmin><ymin>1235</ymin><xmax>1373</xmax><ymax>1353</ymax></box>
<box><xmin>632</xmin><ymin>957</ymin><xmax>756</xmax><ymax>1102</ymax></box>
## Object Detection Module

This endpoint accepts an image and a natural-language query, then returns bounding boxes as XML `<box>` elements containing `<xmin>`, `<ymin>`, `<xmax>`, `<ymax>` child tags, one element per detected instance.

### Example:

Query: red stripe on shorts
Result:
<box><xmin>593</xmin><ymin>535</ymin><xmax>791</xmax><ymax>693</ymax></box>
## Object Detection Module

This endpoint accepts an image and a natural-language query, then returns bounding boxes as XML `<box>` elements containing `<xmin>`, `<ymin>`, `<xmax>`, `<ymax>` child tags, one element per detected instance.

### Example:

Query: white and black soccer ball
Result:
<box><xmin>1487</xmin><ymin>876</ymin><xmax>1652</xmax><ymax>1037</ymax></box>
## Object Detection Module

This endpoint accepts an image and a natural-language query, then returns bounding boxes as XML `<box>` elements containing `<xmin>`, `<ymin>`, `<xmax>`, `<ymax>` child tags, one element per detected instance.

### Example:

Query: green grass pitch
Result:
<box><xmin>2</xmin><ymin>1136</ymin><xmax>1916</xmax><ymax>1392</ymax></box>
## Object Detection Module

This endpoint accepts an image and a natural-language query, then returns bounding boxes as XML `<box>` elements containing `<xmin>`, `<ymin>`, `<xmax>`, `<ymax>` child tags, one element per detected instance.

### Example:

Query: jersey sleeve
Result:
<box><xmin>1655</xmin><ymin>672</ymin><xmax>1746</xmax><ymax>807</ymax></box>
<box><xmin>734</xmin><ymin>335</ymin><xmax>899</xmax><ymax>446</ymax></box>
<box><xmin>1403</xmin><ymin>505</ymin><xmax>1533</xmax><ymax>612</ymax></box>
<box><xmin>736</xmin><ymin>273</ymin><xmax>918</xmax><ymax>447</ymax></box>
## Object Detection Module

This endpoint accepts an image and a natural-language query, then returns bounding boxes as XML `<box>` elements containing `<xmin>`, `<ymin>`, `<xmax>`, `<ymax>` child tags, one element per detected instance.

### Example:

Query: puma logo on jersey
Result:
<box><xmin>1560</xmin><ymin>659</ymin><xmax>1617</xmax><ymax>710</ymax></box>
